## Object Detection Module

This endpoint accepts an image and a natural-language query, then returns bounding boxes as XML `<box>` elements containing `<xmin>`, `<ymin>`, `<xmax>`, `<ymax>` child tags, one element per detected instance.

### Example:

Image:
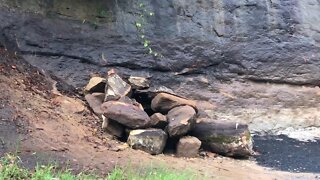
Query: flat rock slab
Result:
<box><xmin>85</xmin><ymin>93</ymin><xmax>105</xmax><ymax>115</ymax></box>
<box><xmin>101</xmin><ymin>101</ymin><xmax>151</xmax><ymax>129</ymax></box>
<box><xmin>127</xmin><ymin>129</ymin><xmax>167</xmax><ymax>155</ymax></box>
<box><xmin>151</xmin><ymin>93</ymin><xmax>197</xmax><ymax>114</ymax></box>
<box><xmin>191</xmin><ymin>119</ymin><xmax>254</xmax><ymax>158</ymax></box>
<box><xmin>177</xmin><ymin>136</ymin><xmax>201</xmax><ymax>158</ymax></box>
<box><xmin>84</xmin><ymin>77</ymin><xmax>106</xmax><ymax>94</ymax></box>
<box><xmin>167</xmin><ymin>105</ymin><xmax>196</xmax><ymax>137</ymax></box>
<box><xmin>128</xmin><ymin>76</ymin><xmax>150</xmax><ymax>89</ymax></box>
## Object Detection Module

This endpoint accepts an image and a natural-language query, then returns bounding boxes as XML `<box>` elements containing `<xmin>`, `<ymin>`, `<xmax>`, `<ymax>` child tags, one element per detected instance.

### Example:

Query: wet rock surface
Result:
<box><xmin>1</xmin><ymin>1</ymin><xmax>320</xmax><ymax>87</ymax></box>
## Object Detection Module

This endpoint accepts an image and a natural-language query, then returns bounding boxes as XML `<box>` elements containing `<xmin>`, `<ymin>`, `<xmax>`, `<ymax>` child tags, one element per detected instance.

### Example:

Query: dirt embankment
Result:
<box><xmin>0</xmin><ymin>49</ymin><xmax>317</xmax><ymax>179</ymax></box>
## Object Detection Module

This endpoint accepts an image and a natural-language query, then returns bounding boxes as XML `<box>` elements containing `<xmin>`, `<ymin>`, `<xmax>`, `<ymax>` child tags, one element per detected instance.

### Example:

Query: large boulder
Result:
<box><xmin>191</xmin><ymin>119</ymin><xmax>254</xmax><ymax>158</ymax></box>
<box><xmin>127</xmin><ymin>129</ymin><xmax>167</xmax><ymax>155</ymax></box>
<box><xmin>151</xmin><ymin>93</ymin><xmax>197</xmax><ymax>114</ymax></box>
<box><xmin>83</xmin><ymin>77</ymin><xmax>106</xmax><ymax>94</ymax></box>
<box><xmin>167</xmin><ymin>106</ymin><xmax>196</xmax><ymax>137</ymax></box>
<box><xmin>105</xmin><ymin>70</ymin><xmax>131</xmax><ymax>101</ymax></box>
<box><xmin>85</xmin><ymin>93</ymin><xmax>105</xmax><ymax>115</ymax></box>
<box><xmin>176</xmin><ymin>136</ymin><xmax>201</xmax><ymax>158</ymax></box>
<box><xmin>101</xmin><ymin>101</ymin><xmax>151</xmax><ymax>129</ymax></box>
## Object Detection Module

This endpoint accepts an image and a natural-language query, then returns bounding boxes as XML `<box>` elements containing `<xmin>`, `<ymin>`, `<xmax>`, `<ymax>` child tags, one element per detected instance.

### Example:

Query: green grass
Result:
<box><xmin>107</xmin><ymin>165</ymin><xmax>197</xmax><ymax>180</ymax></box>
<box><xmin>0</xmin><ymin>154</ymin><xmax>199</xmax><ymax>180</ymax></box>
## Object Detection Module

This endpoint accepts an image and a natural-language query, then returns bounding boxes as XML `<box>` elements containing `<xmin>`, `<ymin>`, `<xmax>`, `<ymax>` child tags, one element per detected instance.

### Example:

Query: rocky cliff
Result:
<box><xmin>1</xmin><ymin>0</ymin><xmax>320</xmax><ymax>137</ymax></box>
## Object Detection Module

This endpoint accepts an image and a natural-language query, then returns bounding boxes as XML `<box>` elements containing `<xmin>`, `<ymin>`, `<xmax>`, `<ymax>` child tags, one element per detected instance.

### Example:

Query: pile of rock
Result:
<box><xmin>84</xmin><ymin>69</ymin><xmax>254</xmax><ymax>158</ymax></box>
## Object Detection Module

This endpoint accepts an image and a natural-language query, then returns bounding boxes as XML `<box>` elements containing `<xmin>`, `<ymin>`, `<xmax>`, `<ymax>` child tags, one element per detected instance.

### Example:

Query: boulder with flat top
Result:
<box><xmin>101</xmin><ymin>101</ymin><xmax>151</xmax><ymax>129</ymax></box>
<box><xmin>151</xmin><ymin>93</ymin><xmax>197</xmax><ymax>114</ymax></box>
<box><xmin>167</xmin><ymin>105</ymin><xmax>196</xmax><ymax>137</ymax></box>
<box><xmin>191</xmin><ymin>119</ymin><xmax>254</xmax><ymax>158</ymax></box>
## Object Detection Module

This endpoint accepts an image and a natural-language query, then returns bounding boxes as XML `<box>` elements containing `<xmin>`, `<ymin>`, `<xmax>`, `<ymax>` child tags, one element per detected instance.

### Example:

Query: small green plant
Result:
<box><xmin>135</xmin><ymin>2</ymin><xmax>163</xmax><ymax>58</ymax></box>
<box><xmin>107</xmin><ymin>164</ymin><xmax>198</xmax><ymax>180</ymax></box>
<box><xmin>0</xmin><ymin>154</ymin><xmax>29</xmax><ymax>180</ymax></box>
<box><xmin>0</xmin><ymin>154</ymin><xmax>99</xmax><ymax>180</ymax></box>
<box><xmin>107</xmin><ymin>166</ymin><xmax>125</xmax><ymax>180</ymax></box>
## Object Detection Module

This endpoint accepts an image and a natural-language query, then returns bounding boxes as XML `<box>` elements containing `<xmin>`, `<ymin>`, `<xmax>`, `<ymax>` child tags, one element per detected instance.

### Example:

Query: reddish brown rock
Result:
<box><xmin>150</xmin><ymin>113</ymin><xmax>168</xmax><ymax>129</ymax></box>
<box><xmin>177</xmin><ymin>136</ymin><xmax>201</xmax><ymax>158</ymax></box>
<box><xmin>151</xmin><ymin>93</ymin><xmax>197</xmax><ymax>114</ymax></box>
<box><xmin>167</xmin><ymin>105</ymin><xmax>196</xmax><ymax>137</ymax></box>
<box><xmin>85</xmin><ymin>93</ymin><xmax>105</xmax><ymax>115</ymax></box>
<box><xmin>102</xmin><ymin>115</ymin><xmax>124</xmax><ymax>138</ymax></box>
<box><xmin>101</xmin><ymin>101</ymin><xmax>151</xmax><ymax>129</ymax></box>
<box><xmin>118</xmin><ymin>96</ymin><xmax>144</xmax><ymax>111</ymax></box>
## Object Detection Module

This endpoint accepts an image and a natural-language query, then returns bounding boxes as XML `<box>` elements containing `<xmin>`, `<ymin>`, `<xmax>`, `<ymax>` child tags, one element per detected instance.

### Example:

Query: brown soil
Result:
<box><xmin>0</xmin><ymin>48</ymin><xmax>317</xmax><ymax>179</ymax></box>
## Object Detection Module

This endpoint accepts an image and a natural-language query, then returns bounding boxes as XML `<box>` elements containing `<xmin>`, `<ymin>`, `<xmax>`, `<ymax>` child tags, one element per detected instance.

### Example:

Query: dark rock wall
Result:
<box><xmin>1</xmin><ymin>0</ymin><xmax>320</xmax><ymax>87</ymax></box>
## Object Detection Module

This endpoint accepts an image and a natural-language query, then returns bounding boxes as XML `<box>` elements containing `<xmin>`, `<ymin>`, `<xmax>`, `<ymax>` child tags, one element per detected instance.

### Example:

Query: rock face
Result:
<box><xmin>151</xmin><ymin>93</ymin><xmax>197</xmax><ymax>114</ymax></box>
<box><xmin>85</xmin><ymin>93</ymin><xmax>105</xmax><ymax>115</ymax></box>
<box><xmin>191</xmin><ymin>120</ymin><xmax>254</xmax><ymax>158</ymax></box>
<box><xmin>176</xmin><ymin>136</ymin><xmax>201</xmax><ymax>158</ymax></box>
<box><xmin>101</xmin><ymin>101</ymin><xmax>151</xmax><ymax>129</ymax></box>
<box><xmin>167</xmin><ymin>106</ymin><xmax>196</xmax><ymax>137</ymax></box>
<box><xmin>127</xmin><ymin>129</ymin><xmax>167</xmax><ymax>155</ymax></box>
<box><xmin>1</xmin><ymin>1</ymin><xmax>320</xmax><ymax>141</ymax></box>
<box><xmin>1</xmin><ymin>1</ymin><xmax>320</xmax><ymax>87</ymax></box>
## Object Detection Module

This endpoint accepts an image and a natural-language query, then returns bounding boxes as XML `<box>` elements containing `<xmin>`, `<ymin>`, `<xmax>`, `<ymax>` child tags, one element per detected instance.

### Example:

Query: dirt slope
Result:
<box><xmin>0</xmin><ymin>49</ymin><xmax>318</xmax><ymax>179</ymax></box>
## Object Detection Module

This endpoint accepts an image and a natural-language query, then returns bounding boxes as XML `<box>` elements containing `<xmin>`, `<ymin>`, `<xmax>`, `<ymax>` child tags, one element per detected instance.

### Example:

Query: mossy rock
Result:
<box><xmin>191</xmin><ymin>120</ymin><xmax>254</xmax><ymax>158</ymax></box>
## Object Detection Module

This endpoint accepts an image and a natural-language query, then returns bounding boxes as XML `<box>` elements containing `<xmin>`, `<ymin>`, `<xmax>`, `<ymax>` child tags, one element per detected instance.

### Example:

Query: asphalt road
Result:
<box><xmin>253</xmin><ymin>135</ymin><xmax>320</xmax><ymax>173</ymax></box>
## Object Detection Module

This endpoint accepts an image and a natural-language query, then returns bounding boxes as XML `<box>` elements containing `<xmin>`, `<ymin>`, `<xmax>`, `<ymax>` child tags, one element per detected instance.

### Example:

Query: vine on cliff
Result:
<box><xmin>135</xmin><ymin>2</ymin><xmax>163</xmax><ymax>58</ymax></box>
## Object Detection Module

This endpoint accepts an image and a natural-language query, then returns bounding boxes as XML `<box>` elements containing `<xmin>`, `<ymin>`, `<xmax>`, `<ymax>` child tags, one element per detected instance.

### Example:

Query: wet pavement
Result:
<box><xmin>253</xmin><ymin>135</ymin><xmax>320</xmax><ymax>173</ymax></box>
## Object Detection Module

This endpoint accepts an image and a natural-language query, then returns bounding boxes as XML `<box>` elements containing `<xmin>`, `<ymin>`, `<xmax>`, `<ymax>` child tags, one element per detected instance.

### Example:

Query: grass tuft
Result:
<box><xmin>1</xmin><ymin>153</ymin><xmax>201</xmax><ymax>180</ymax></box>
